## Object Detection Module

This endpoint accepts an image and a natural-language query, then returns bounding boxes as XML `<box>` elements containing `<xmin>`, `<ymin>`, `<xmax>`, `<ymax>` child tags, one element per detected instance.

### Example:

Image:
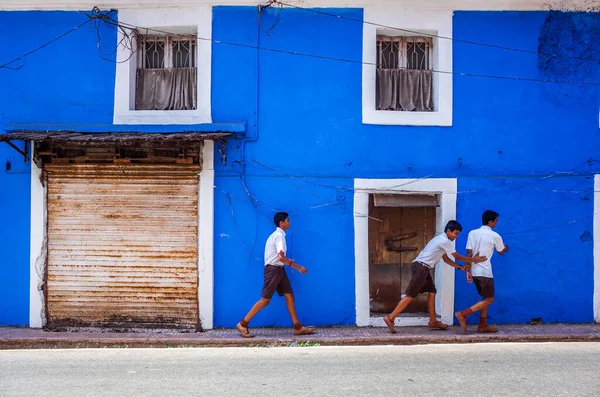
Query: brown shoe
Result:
<box><xmin>383</xmin><ymin>316</ymin><xmax>397</xmax><ymax>334</ymax></box>
<box><xmin>477</xmin><ymin>324</ymin><xmax>498</xmax><ymax>333</ymax></box>
<box><xmin>293</xmin><ymin>325</ymin><xmax>316</xmax><ymax>335</ymax></box>
<box><xmin>455</xmin><ymin>312</ymin><xmax>468</xmax><ymax>332</ymax></box>
<box><xmin>236</xmin><ymin>322</ymin><xmax>254</xmax><ymax>338</ymax></box>
<box><xmin>428</xmin><ymin>320</ymin><xmax>448</xmax><ymax>330</ymax></box>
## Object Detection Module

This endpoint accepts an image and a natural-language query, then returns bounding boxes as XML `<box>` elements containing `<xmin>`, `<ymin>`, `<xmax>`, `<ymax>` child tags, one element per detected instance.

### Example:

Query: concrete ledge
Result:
<box><xmin>1</xmin><ymin>324</ymin><xmax>600</xmax><ymax>349</ymax></box>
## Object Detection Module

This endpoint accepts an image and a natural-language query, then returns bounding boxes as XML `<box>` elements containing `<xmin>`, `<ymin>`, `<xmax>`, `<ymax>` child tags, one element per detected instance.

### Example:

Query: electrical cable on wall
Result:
<box><xmin>247</xmin><ymin>157</ymin><xmax>594</xmax><ymax>195</ymax></box>
<box><xmin>3</xmin><ymin>4</ymin><xmax>598</xmax><ymax>84</ymax></box>
<box><xmin>274</xmin><ymin>0</ymin><xmax>600</xmax><ymax>64</ymax></box>
<box><xmin>2</xmin><ymin>6</ymin><xmax>597</xmax><ymax>240</ymax></box>
<box><xmin>80</xmin><ymin>8</ymin><xmax>138</xmax><ymax>64</ymax></box>
<box><xmin>0</xmin><ymin>19</ymin><xmax>92</xmax><ymax>70</ymax></box>
<box><xmin>217</xmin><ymin>158</ymin><xmax>597</xmax><ymax>237</ymax></box>
<box><xmin>84</xmin><ymin>10</ymin><xmax>600</xmax><ymax>85</ymax></box>
<box><xmin>219</xmin><ymin>182</ymin><xmax>598</xmax><ymax>239</ymax></box>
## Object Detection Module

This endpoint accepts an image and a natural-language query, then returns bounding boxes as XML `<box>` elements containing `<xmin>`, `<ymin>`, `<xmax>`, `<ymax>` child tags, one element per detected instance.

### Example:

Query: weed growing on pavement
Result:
<box><xmin>297</xmin><ymin>341</ymin><xmax>321</xmax><ymax>347</ymax></box>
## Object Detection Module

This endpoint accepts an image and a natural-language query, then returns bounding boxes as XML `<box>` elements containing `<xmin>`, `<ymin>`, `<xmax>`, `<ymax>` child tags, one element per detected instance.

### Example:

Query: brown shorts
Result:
<box><xmin>261</xmin><ymin>265</ymin><xmax>293</xmax><ymax>299</ymax></box>
<box><xmin>405</xmin><ymin>261</ymin><xmax>437</xmax><ymax>298</ymax></box>
<box><xmin>473</xmin><ymin>276</ymin><xmax>495</xmax><ymax>298</ymax></box>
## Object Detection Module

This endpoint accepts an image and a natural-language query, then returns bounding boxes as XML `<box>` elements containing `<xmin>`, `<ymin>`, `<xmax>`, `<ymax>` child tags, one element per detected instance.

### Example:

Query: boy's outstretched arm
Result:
<box><xmin>442</xmin><ymin>254</ymin><xmax>468</xmax><ymax>271</ymax></box>
<box><xmin>278</xmin><ymin>250</ymin><xmax>308</xmax><ymax>274</ymax></box>
<box><xmin>452</xmin><ymin>251</ymin><xmax>486</xmax><ymax>264</ymax></box>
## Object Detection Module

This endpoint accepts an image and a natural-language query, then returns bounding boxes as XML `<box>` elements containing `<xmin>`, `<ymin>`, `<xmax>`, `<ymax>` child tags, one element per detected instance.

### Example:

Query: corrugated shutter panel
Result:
<box><xmin>45</xmin><ymin>164</ymin><xmax>200</xmax><ymax>330</ymax></box>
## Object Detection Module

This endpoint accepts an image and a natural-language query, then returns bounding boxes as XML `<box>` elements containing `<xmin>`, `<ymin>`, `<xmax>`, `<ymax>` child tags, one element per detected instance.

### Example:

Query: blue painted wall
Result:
<box><xmin>451</xmin><ymin>11</ymin><xmax>600</xmax><ymax>324</ymax></box>
<box><xmin>455</xmin><ymin>176</ymin><xmax>594</xmax><ymax>324</ymax></box>
<box><xmin>0</xmin><ymin>11</ymin><xmax>116</xmax><ymax>325</ymax></box>
<box><xmin>212</xmin><ymin>8</ymin><xmax>600</xmax><ymax>327</ymax></box>
<box><xmin>212</xmin><ymin>6</ymin><xmax>364</xmax><ymax>327</ymax></box>
<box><xmin>0</xmin><ymin>139</ymin><xmax>30</xmax><ymax>326</ymax></box>
<box><xmin>1</xmin><ymin>7</ymin><xmax>599</xmax><ymax>326</ymax></box>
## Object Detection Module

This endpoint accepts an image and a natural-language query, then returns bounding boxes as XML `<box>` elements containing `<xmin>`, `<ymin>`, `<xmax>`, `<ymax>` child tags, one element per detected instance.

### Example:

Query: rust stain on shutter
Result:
<box><xmin>45</xmin><ymin>164</ymin><xmax>200</xmax><ymax>330</ymax></box>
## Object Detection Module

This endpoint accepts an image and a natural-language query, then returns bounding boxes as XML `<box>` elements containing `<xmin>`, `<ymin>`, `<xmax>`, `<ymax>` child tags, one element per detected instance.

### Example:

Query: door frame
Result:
<box><xmin>29</xmin><ymin>141</ymin><xmax>216</xmax><ymax>329</ymax></box>
<box><xmin>353</xmin><ymin>178</ymin><xmax>457</xmax><ymax>327</ymax></box>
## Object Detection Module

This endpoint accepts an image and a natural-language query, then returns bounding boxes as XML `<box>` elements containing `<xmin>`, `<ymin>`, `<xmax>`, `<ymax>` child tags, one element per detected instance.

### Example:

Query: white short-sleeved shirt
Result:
<box><xmin>264</xmin><ymin>227</ymin><xmax>287</xmax><ymax>266</ymax></box>
<box><xmin>413</xmin><ymin>233</ymin><xmax>456</xmax><ymax>269</ymax></box>
<box><xmin>466</xmin><ymin>225</ymin><xmax>505</xmax><ymax>278</ymax></box>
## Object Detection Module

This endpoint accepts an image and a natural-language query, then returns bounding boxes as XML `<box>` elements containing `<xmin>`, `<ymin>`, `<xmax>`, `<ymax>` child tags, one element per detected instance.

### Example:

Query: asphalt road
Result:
<box><xmin>1</xmin><ymin>342</ymin><xmax>599</xmax><ymax>396</ymax></box>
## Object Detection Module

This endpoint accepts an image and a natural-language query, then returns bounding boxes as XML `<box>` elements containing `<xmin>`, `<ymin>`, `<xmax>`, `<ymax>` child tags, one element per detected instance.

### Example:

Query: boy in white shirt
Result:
<box><xmin>383</xmin><ymin>220</ymin><xmax>487</xmax><ymax>334</ymax></box>
<box><xmin>236</xmin><ymin>212</ymin><xmax>315</xmax><ymax>338</ymax></box>
<box><xmin>455</xmin><ymin>210</ymin><xmax>509</xmax><ymax>333</ymax></box>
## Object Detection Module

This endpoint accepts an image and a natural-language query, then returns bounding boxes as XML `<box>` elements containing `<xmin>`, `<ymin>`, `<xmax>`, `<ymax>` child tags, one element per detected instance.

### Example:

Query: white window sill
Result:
<box><xmin>363</xmin><ymin>109</ymin><xmax>451</xmax><ymax>126</ymax></box>
<box><xmin>114</xmin><ymin>109</ymin><xmax>211</xmax><ymax>125</ymax></box>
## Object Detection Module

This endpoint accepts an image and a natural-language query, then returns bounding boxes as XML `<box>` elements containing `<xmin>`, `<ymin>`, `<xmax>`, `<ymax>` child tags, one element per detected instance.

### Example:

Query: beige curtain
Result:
<box><xmin>136</xmin><ymin>68</ymin><xmax>197</xmax><ymax>110</ymax></box>
<box><xmin>376</xmin><ymin>69</ymin><xmax>433</xmax><ymax>111</ymax></box>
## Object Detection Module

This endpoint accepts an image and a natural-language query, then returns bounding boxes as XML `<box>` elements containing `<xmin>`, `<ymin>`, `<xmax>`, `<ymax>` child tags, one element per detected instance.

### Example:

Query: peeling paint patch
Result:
<box><xmin>538</xmin><ymin>11</ymin><xmax>600</xmax><ymax>105</ymax></box>
<box><xmin>580</xmin><ymin>230</ymin><xmax>592</xmax><ymax>242</ymax></box>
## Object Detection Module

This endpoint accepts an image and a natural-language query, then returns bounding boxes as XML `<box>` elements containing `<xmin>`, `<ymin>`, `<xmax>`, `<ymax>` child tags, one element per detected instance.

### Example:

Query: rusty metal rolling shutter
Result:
<box><xmin>45</xmin><ymin>164</ymin><xmax>200</xmax><ymax>330</ymax></box>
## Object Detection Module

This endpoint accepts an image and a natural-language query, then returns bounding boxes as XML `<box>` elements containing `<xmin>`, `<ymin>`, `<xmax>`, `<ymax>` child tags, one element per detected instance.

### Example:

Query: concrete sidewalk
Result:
<box><xmin>2</xmin><ymin>324</ymin><xmax>600</xmax><ymax>349</ymax></box>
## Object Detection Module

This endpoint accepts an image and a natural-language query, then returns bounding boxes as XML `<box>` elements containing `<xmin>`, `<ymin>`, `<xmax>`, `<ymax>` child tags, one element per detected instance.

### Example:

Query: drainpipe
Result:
<box><xmin>239</xmin><ymin>5</ymin><xmax>265</xmax><ymax>178</ymax></box>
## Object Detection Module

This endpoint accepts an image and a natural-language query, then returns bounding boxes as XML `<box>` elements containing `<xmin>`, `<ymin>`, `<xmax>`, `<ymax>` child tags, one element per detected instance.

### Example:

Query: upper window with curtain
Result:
<box><xmin>376</xmin><ymin>35</ymin><xmax>434</xmax><ymax>112</ymax></box>
<box><xmin>135</xmin><ymin>34</ymin><xmax>198</xmax><ymax>111</ymax></box>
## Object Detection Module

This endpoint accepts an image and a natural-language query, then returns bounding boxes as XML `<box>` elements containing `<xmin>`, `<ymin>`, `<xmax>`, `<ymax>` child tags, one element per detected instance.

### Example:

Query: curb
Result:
<box><xmin>2</xmin><ymin>334</ymin><xmax>600</xmax><ymax>349</ymax></box>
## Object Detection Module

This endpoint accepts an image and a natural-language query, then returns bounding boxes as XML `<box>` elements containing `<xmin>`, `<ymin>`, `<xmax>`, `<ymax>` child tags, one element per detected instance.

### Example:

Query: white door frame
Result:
<box><xmin>29</xmin><ymin>144</ymin><xmax>46</xmax><ymax>328</ymax></box>
<box><xmin>353</xmin><ymin>178</ymin><xmax>458</xmax><ymax>327</ymax></box>
<box><xmin>594</xmin><ymin>175</ymin><xmax>600</xmax><ymax>323</ymax></box>
<box><xmin>198</xmin><ymin>140</ymin><xmax>215</xmax><ymax>330</ymax></box>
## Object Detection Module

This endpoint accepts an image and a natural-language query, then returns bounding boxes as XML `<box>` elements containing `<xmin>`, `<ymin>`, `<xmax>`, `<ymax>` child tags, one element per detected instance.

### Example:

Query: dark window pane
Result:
<box><xmin>407</xmin><ymin>42</ymin><xmax>429</xmax><ymax>70</ymax></box>
<box><xmin>377</xmin><ymin>40</ymin><xmax>399</xmax><ymax>69</ymax></box>
<box><xmin>143</xmin><ymin>41</ymin><xmax>165</xmax><ymax>69</ymax></box>
<box><xmin>172</xmin><ymin>40</ymin><xmax>196</xmax><ymax>68</ymax></box>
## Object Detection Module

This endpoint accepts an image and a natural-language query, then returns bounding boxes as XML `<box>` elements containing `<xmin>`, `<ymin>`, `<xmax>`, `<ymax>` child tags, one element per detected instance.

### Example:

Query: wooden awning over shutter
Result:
<box><xmin>0</xmin><ymin>122</ymin><xmax>245</xmax><ymax>164</ymax></box>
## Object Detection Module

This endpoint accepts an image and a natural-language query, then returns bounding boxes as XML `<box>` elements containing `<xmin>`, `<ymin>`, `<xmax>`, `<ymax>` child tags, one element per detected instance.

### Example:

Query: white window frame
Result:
<box><xmin>113</xmin><ymin>7</ymin><xmax>211</xmax><ymax>125</ymax></box>
<box><xmin>594</xmin><ymin>175</ymin><xmax>600</xmax><ymax>323</ymax></box>
<box><xmin>362</xmin><ymin>9</ymin><xmax>453</xmax><ymax>126</ymax></box>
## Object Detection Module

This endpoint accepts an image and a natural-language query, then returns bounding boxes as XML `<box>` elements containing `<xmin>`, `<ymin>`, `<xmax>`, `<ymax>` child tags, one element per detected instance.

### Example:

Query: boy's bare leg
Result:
<box><xmin>243</xmin><ymin>298</ymin><xmax>270</xmax><ymax>323</ymax></box>
<box><xmin>469</xmin><ymin>298</ymin><xmax>494</xmax><ymax>313</ymax></box>
<box><xmin>477</xmin><ymin>302</ymin><xmax>498</xmax><ymax>332</ymax></box>
<box><xmin>390</xmin><ymin>296</ymin><xmax>414</xmax><ymax>319</ymax></box>
<box><xmin>427</xmin><ymin>293</ymin><xmax>448</xmax><ymax>330</ymax></box>
<box><xmin>284</xmin><ymin>293</ymin><xmax>315</xmax><ymax>335</ymax></box>
<box><xmin>283</xmin><ymin>293</ymin><xmax>299</xmax><ymax>325</ymax></box>
<box><xmin>427</xmin><ymin>293</ymin><xmax>437</xmax><ymax>323</ymax></box>
<box><xmin>237</xmin><ymin>298</ymin><xmax>270</xmax><ymax>338</ymax></box>
<box><xmin>384</xmin><ymin>296</ymin><xmax>414</xmax><ymax>334</ymax></box>
<box><xmin>480</xmin><ymin>305</ymin><xmax>489</xmax><ymax>326</ymax></box>
<box><xmin>455</xmin><ymin>298</ymin><xmax>494</xmax><ymax>332</ymax></box>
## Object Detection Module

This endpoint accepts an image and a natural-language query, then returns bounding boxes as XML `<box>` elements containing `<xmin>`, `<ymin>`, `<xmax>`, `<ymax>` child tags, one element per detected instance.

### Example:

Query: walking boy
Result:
<box><xmin>236</xmin><ymin>212</ymin><xmax>315</xmax><ymax>338</ymax></box>
<box><xmin>455</xmin><ymin>210</ymin><xmax>509</xmax><ymax>333</ymax></box>
<box><xmin>383</xmin><ymin>220</ymin><xmax>487</xmax><ymax>334</ymax></box>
